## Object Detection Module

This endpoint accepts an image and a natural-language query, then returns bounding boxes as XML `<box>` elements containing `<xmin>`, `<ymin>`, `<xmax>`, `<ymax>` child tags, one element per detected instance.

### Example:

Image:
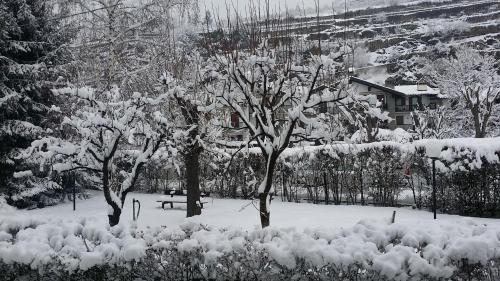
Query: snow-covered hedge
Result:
<box><xmin>209</xmin><ymin>138</ymin><xmax>500</xmax><ymax>216</ymax></box>
<box><xmin>1</xmin><ymin>217</ymin><xmax>499</xmax><ymax>280</ymax></box>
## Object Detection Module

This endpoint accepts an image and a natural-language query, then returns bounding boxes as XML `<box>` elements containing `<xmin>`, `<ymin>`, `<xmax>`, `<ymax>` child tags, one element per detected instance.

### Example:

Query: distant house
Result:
<box><xmin>349</xmin><ymin>77</ymin><xmax>448</xmax><ymax>130</ymax></box>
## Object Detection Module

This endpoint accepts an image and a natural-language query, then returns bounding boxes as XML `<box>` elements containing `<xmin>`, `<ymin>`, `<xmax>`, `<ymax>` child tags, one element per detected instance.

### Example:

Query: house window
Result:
<box><xmin>368</xmin><ymin>86</ymin><xmax>372</xmax><ymax>92</ymax></box>
<box><xmin>409</xmin><ymin>96</ymin><xmax>421</xmax><ymax>110</ymax></box>
<box><xmin>396</xmin><ymin>116</ymin><xmax>404</xmax><ymax>125</ymax></box>
<box><xmin>230</xmin><ymin>112</ymin><xmax>240</xmax><ymax>128</ymax></box>
<box><xmin>395</xmin><ymin>97</ymin><xmax>406</xmax><ymax>106</ymax></box>
<box><xmin>395</xmin><ymin>97</ymin><xmax>406</xmax><ymax>112</ymax></box>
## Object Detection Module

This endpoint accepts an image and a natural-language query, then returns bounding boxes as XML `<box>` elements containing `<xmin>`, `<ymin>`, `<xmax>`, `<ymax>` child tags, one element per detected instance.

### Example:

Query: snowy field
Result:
<box><xmin>5</xmin><ymin>191</ymin><xmax>498</xmax><ymax>231</ymax></box>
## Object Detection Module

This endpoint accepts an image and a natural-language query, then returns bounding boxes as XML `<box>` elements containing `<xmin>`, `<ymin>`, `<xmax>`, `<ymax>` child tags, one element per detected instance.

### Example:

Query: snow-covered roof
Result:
<box><xmin>350</xmin><ymin>77</ymin><xmax>405</xmax><ymax>97</ymax></box>
<box><xmin>394</xmin><ymin>85</ymin><xmax>442</xmax><ymax>96</ymax></box>
<box><xmin>351</xmin><ymin>77</ymin><xmax>448</xmax><ymax>98</ymax></box>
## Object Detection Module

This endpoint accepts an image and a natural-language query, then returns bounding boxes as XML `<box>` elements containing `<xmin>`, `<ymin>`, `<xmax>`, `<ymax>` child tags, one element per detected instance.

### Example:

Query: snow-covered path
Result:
<box><xmin>5</xmin><ymin>191</ymin><xmax>499</xmax><ymax>231</ymax></box>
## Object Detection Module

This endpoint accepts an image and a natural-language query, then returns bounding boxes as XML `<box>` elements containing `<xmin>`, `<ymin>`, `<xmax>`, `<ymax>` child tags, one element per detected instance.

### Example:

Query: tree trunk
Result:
<box><xmin>323</xmin><ymin>171</ymin><xmax>329</xmax><ymax>205</ymax></box>
<box><xmin>366</xmin><ymin>116</ymin><xmax>378</xmax><ymax>143</ymax></box>
<box><xmin>108</xmin><ymin>208</ymin><xmax>121</xmax><ymax>226</ymax></box>
<box><xmin>102</xmin><ymin>160</ymin><xmax>122</xmax><ymax>227</ymax></box>
<box><xmin>259</xmin><ymin>153</ymin><xmax>278</xmax><ymax>228</ymax></box>
<box><xmin>359</xmin><ymin>170</ymin><xmax>365</xmax><ymax>205</ymax></box>
<box><xmin>471</xmin><ymin>105</ymin><xmax>485</xmax><ymax>138</ymax></box>
<box><xmin>282</xmin><ymin>172</ymin><xmax>288</xmax><ymax>202</ymax></box>
<box><xmin>185</xmin><ymin>149</ymin><xmax>201</xmax><ymax>217</ymax></box>
<box><xmin>175</xmin><ymin>97</ymin><xmax>203</xmax><ymax>218</ymax></box>
<box><xmin>259</xmin><ymin>192</ymin><xmax>270</xmax><ymax>228</ymax></box>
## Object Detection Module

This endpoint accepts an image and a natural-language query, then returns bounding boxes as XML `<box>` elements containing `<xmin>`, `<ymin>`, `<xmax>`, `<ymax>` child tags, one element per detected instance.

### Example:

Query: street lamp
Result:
<box><xmin>425</xmin><ymin>141</ymin><xmax>442</xmax><ymax>220</ymax></box>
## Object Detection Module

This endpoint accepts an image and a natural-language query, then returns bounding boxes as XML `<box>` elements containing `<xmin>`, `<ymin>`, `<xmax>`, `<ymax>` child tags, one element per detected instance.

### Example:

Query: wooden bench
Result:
<box><xmin>157</xmin><ymin>190</ymin><xmax>211</xmax><ymax>209</ymax></box>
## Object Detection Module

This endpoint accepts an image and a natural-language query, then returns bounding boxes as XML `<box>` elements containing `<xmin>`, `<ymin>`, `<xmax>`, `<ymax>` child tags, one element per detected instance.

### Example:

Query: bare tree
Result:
<box><xmin>217</xmin><ymin>48</ymin><xmax>348</xmax><ymax>227</ymax></box>
<box><xmin>411</xmin><ymin>106</ymin><xmax>451</xmax><ymax>139</ymax></box>
<box><xmin>424</xmin><ymin>46</ymin><xmax>500</xmax><ymax>138</ymax></box>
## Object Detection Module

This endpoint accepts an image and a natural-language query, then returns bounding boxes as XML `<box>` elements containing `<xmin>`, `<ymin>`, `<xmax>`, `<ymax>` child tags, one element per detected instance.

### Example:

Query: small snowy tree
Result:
<box><xmin>349</xmin><ymin>94</ymin><xmax>391</xmax><ymax>143</ymax></box>
<box><xmin>23</xmin><ymin>87</ymin><xmax>174</xmax><ymax>226</ymax></box>
<box><xmin>411</xmin><ymin>106</ymin><xmax>451</xmax><ymax>139</ymax></box>
<box><xmin>218</xmin><ymin>49</ymin><xmax>348</xmax><ymax>228</ymax></box>
<box><xmin>424</xmin><ymin>46</ymin><xmax>500</xmax><ymax>138</ymax></box>
<box><xmin>411</xmin><ymin>110</ymin><xmax>428</xmax><ymax>140</ymax></box>
<box><xmin>160</xmin><ymin>52</ymin><xmax>221</xmax><ymax>218</ymax></box>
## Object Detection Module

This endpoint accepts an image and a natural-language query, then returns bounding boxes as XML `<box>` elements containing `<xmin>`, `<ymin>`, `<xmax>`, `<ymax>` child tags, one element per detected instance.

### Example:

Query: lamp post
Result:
<box><xmin>431</xmin><ymin>157</ymin><xmax>437</xmax><ymax>219</ymax></box>
<box><xmin>425</xmin><ymin>142</ymin><xmax>441</xmax><ymax>220</ymax></box>
<box><xmin>70</xmin><ymin>171</ymin><xmax>76</xmax><ymax>211</ymax></box>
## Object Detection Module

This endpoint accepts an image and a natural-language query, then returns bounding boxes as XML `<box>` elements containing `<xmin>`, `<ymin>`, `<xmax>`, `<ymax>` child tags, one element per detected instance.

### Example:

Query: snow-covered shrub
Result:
<box><xmin>421</xmin><ymin>19</ymin><xmax>471</xmax><ymax>36</ymax></box>
<box><xmin>0</xmin><ymin>196</ymin><xmax>14</xmax><ymax>213</ymax></box>
<box><xmin>274</xmin><ymin>142</ymin><xmax>405</xmax><ymax>206</ymax></box>
<box><xmin>1</xmin><ymin>218</ymin><xmax>500</xmax><ymax>280</ymax></box>
<box><xmin>351</xmin><ymin>128</ymin><xmax>413</xmax><ymax>143</ymax></box>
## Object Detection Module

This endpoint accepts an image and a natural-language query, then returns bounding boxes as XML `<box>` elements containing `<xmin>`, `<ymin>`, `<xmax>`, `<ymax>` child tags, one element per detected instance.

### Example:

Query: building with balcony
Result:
<box><xmin>349</xmin><ymin>77</ymin><xmax>448</xmax><ymax>130</ymax></box>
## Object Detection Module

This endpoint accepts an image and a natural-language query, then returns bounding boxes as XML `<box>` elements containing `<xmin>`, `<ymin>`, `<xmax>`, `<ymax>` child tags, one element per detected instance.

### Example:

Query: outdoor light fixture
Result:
<box><xmin>425</xmin><ymin>140</ymin><xmax>442</xmax><ymax>220</ymax></box>
<box><xmin>425</xmin><ymin>141</ymin><xmax>442</xmax><ymax>159</ymax></box>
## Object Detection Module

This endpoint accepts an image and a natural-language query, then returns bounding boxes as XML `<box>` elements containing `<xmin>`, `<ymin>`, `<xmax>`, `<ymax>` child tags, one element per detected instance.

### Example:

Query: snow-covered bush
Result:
<box><xmin>279</xmin><ymin>142</ymin><xmax>408</xmax><ymax>206</ymax></box>
<box><xmin>0</xmin><ymin>196</ymin><xmax>14</xmax><ymax>214</ymax></box>
<box><xmin>351</xmin><ymin>128</ymin><xmax>413</xmax><ymax>143</ymax></box>
<box><xmin>0</xmin><ymin>218</ymin><xmax>499</xmax><ymax>280</ymax></box>
<box><xmin>421</xmin><ymin>19</ymin><xmax>471</xmax><ymax>36</ymax></box>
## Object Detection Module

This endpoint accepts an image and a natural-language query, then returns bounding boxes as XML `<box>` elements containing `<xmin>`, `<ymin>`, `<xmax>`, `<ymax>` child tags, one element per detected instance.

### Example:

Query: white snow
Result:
<box><xmin>12</xmin><ymin>170</ymin><xmax>33</xmax><ymax>178</ymax></box>
<box><xmin>351</xmin><ymin>128</ymin><xmax>413</xmax><ymax>143</ymax></box>
<box><xmin>0</xmin><ymin>197</ymin><xmax>14</xmax><ymax>214</ymax></box>
<box><xmin>4</xmin><ymin>191</ymin><xmax>497</xmax><ymax>231</ymax></box>
<box><xmin>1</xmin><ymin>205</ymin><xmax>499</xmax><ymax>279</ymax></box>
<box><xmin>1</xmin><ymin>191</ymin><xmax>500</xmax><ymax>279</ymax></box>
<box><xmin>394</xmin><ymin>85</ymin><xmax>441</xmax><ymax>96</ymax></box>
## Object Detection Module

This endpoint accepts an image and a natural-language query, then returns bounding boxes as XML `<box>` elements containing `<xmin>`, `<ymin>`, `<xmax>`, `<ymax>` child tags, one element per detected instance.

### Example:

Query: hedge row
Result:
<box><xmin>1</xmin><ymin>216</ymin><xmax>499</xmax><ymax>280</ymax></box>
<box><xmin>204</xmin><ymin>138</ymin><xmax>500</xmax><ymax>217</ymax></box>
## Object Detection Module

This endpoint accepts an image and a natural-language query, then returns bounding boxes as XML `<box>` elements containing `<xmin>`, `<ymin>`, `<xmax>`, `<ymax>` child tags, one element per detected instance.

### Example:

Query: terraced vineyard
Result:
<box><xmin>259</xmin><ymin>0</ymin><xmax>499</xmax><ymax>83</ymax></box>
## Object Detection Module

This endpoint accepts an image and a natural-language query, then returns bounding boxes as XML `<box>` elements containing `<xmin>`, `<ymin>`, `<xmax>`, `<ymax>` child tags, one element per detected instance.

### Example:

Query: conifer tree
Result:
<box><xmin>0</xmin><ymin>0</ymin><xmax>72</xmax><ymax>206</ymax></box>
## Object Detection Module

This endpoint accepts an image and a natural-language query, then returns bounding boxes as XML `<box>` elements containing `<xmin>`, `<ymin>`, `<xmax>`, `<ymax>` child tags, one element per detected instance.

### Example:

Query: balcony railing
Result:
<box><xmin>395</xmin><ymin>105</ymin><xmax>420</xmax><ymax>112</ymax></box>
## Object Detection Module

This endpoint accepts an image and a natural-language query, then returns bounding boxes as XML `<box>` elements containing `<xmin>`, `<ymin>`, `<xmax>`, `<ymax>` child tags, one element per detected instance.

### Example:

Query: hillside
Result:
<box><xmin>261</xmin><ymin>0</ymin><xmax>499</xmax><ymax>84</ymax></box>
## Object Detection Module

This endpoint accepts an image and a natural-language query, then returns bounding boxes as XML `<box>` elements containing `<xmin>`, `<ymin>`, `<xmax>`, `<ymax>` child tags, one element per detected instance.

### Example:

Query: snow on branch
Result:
<box><xmin>22</xmin><ymin>85</ymin><xmax>175</xmax><ymax>225</ymax></box>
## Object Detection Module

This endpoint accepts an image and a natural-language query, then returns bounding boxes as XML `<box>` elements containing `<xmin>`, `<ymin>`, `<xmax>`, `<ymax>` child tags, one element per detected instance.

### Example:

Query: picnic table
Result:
<box><xmin>157</xmin><ymin>190</ymin><xmax>211</xmax><ymax>209</ymax></box>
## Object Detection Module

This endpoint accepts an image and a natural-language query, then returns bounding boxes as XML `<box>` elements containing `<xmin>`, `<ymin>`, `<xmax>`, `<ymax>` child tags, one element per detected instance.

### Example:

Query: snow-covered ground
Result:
<box><xmin>5</xmin><ymin>191</ymin><xmax>498</xmax><ymax>231</ymax></box>
<box><xmin>2</xmin><ymin>191</ymin><xmax>500</xmax><ymax>280</ymax></box>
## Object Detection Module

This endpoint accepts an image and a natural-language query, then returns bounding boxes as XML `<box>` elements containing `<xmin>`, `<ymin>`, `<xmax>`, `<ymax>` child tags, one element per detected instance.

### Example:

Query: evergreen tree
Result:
<box><xmin>0</xmin><ymin>0</ymin><xmax>72</xmax><ymax>206</ymax></box>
